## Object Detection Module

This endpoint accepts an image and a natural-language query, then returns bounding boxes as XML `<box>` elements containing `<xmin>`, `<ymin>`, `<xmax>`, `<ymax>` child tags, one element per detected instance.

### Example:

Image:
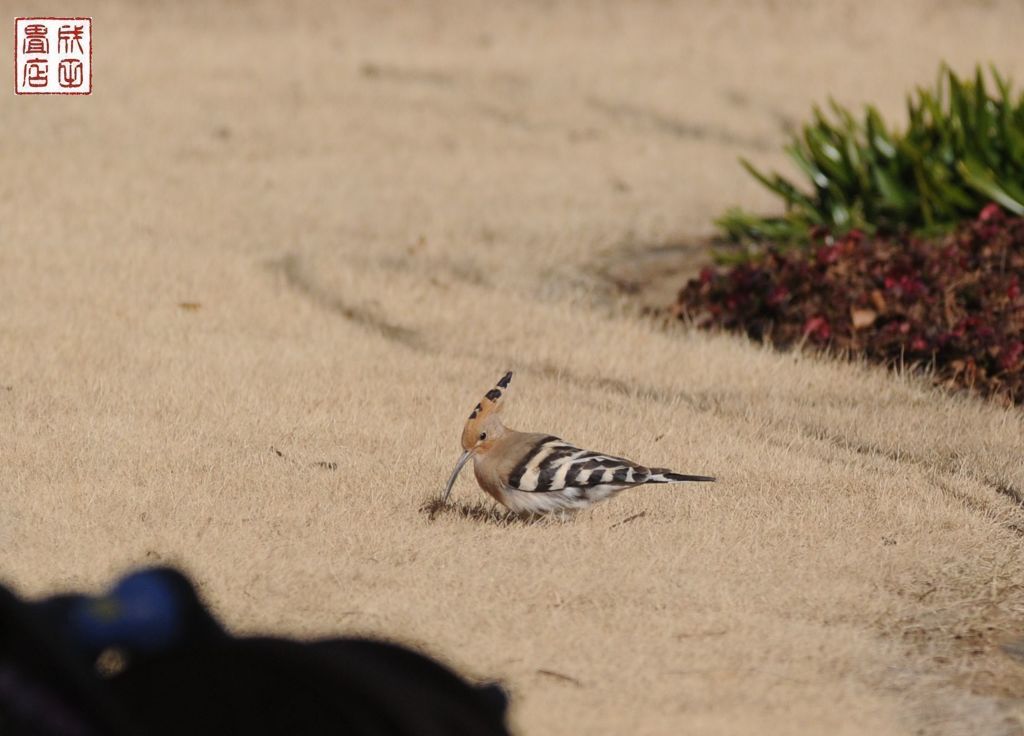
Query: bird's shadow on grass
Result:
<box><xmin>419</xmin><ymin>497</ymin><xmax>552</xmax><ymax>526</ymax></box>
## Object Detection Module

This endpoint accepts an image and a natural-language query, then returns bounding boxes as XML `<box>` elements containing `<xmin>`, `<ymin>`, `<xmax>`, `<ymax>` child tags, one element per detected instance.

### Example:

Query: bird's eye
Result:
<box><xmin>478</xmin><ymin>432</ymin><xmax>487</xmax><ymax>441</ymax></box>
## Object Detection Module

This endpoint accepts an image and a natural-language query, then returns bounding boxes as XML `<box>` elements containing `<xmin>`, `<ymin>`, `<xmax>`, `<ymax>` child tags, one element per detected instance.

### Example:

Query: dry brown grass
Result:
<box><xmin>3</xmin><ymin>2</ymin><xmax>1024</xmax><ymax>734</ymax></box>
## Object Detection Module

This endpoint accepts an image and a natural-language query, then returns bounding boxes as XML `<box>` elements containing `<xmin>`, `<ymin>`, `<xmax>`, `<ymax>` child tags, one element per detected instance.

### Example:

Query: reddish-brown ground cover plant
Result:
<box><xmin>675</xmin><ymin>204</ymin><xmax>1024</xmax><ymax>405</ymax></box>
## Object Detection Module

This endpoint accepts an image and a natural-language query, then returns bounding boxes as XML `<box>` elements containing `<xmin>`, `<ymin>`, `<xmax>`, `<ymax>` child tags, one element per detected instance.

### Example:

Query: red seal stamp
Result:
<box><xmin>14</xmin><ymin>17</ymin><xmax>91</xmax><ymax>95</ymax></box>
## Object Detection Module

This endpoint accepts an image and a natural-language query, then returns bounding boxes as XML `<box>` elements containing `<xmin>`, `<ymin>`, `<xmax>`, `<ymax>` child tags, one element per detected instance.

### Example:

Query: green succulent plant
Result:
<box><xmin>718</xmin><ymin>64</ymin><xmax>1024</xmax><ymax>247</ymax></box>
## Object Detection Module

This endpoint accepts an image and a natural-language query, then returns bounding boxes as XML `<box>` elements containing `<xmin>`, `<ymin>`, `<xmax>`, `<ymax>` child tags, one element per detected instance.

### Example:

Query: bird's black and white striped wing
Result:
<box><xmin>506</xmin><ymin>436</ymin><xmax>654</xmax><ymax>494</ymax></box>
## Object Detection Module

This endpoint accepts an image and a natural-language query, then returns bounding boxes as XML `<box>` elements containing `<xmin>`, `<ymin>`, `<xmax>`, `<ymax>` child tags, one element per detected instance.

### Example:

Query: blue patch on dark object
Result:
<box><xmin>70</xmin><ymin>571</ymin><xmax>184</xmax><ymax>657</ymax></box>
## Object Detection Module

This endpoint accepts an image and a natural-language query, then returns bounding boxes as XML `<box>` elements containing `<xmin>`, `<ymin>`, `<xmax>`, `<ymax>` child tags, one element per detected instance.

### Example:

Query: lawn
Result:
<box><xmin>2</xmin><ymin>2</ymin><xmax>1023</xmax><ymax>734</ymax></box>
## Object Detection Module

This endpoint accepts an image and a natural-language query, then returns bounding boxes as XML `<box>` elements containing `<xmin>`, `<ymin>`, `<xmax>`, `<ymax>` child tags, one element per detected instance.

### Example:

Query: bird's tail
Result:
<box><xmin>648</xmin><ymin>468</ymin><xmax>715</xmax><ymax>484</ymax></box>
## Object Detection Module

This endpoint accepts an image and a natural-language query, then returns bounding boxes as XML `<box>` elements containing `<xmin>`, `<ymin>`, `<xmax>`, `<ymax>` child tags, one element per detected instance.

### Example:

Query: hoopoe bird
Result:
<box><xmin>442</xmin><ymin>372</ymin><xmax>715</xmax><ymax>514</ymax></box>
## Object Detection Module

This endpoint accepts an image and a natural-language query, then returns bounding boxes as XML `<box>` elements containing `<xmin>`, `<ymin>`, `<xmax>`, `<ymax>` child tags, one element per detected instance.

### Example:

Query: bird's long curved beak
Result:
<box><xmin>442</xmin><ymin>450</ymin><xmax>473</xmax><ymax>505</ymax></box>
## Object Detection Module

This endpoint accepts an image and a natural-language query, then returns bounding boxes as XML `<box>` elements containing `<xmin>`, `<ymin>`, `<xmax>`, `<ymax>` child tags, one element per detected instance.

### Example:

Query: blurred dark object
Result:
<box><xmin>0</xmin><ymin>567</ymin><xmax>510</xmax><ymax>736</ymax></box>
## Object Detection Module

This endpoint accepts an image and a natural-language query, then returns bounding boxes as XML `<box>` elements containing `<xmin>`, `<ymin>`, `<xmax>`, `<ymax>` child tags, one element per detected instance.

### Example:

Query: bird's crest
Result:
<box><xmin>461</xmin><ymin>371</ymin><xmax>512</xmax><ymax>448</ymax></box>
<box><xmin>468</xmin><ymin>371</ymin><xmax>512</xmax><ymax>422</ymax></box>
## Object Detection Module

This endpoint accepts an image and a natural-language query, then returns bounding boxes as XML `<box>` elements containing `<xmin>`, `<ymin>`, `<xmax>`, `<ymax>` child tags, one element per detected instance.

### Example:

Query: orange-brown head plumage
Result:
<box><xmin>443</xmin><ymin>371</ymin><xmax>514</xmax><ymax>504</ymax></box>
<box><xmin>460</xmin><ymin>371</ymin><xmax>513</xmax><ymax>452</ymax></box>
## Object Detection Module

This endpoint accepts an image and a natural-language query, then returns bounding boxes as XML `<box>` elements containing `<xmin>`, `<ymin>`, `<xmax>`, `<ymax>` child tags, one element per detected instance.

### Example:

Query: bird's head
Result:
<box><xmin>443</xmin><ymin>371</ymin><xmax>513</xmax><ymax>503</ymax></box>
